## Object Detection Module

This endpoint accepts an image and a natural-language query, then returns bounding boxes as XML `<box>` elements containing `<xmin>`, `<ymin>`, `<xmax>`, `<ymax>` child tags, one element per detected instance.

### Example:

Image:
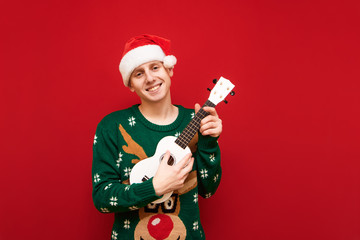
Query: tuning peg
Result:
<box><xmin>224</xmin><ymin>99</ymin><xmax>228</xmax><ymax>104</ymax></box>
<box><xmin>230</xmin><ymin>91</ymin><xmax>235</xmax><ymax>96</ymax></box>
<box><xmin>213</xmin><ymin>79</ymin><xmax>217</xmax><ymax>84</ymax></box>
<box><xmin>207</xmin><ymin>88</ymin><xmax>211</xmax><ymax>91</ymax></box>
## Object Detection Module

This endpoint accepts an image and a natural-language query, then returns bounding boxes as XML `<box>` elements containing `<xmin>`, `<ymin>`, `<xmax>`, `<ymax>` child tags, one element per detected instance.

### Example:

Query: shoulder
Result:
<box><xmin>177</xmin><ymin>105</ymin><xmax>195</xmax><ymax>124</ymax></box>
<box><xmin>96</xmin><ymin>105</ymin><xmax>137</xmax><ymax>130</ymax></box>
<box><xmin>176</xmin><ymin>105</ymin><xmax>195</xmax><ymax>117</ymax></box>
<box><xmin>178</xmin><ymin>105</ymin><xmax>194</xmax><ymax>112</ymax></box>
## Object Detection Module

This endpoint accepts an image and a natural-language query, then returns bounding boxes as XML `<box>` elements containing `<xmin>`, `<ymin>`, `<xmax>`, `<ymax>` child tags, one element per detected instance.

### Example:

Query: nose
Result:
<box><xmin>144</xmin><ymin>69</ymin><xmax>155</xmax><ymax>83</ymax></box>
<box><xmin>147</xmin><ymin>214</ymin><xmax>173</xmax><ymax>240</ymax></box>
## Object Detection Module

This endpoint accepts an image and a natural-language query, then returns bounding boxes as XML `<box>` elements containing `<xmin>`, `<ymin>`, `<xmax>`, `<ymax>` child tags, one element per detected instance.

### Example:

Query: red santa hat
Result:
<box><xmin>119</xmin><ymin>34</ymin><xmax>177</xmax><ymax>87</ymax></box>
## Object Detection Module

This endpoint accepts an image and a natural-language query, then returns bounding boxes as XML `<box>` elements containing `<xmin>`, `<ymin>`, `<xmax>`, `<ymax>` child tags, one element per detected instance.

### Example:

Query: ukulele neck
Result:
<box><xmin>175</xmin><ymin>100</ymin><xmax>216</xmax><ymax>149</ymax></box>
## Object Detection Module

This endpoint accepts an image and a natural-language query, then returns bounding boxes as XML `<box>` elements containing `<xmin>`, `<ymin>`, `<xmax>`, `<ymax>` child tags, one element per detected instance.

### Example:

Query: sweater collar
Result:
<box><xmin>131</xmin><ymin>104</ymin><xmax>185</xmax><ymax>132</ymax></box>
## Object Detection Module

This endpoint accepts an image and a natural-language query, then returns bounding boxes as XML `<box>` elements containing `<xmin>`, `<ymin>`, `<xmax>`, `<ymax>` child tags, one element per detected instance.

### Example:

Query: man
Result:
<box><xmin>92</xmin><ymin>34</ymin><xmax>222</xmax><ymax>239</ymax></box>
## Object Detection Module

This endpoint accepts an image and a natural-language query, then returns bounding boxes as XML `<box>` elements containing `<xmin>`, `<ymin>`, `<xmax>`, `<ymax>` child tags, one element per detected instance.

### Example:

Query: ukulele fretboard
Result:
<box><xmin>175</xmin><ymin>100</ymin><xmax>216</xmax><ymax>149</ymax></box>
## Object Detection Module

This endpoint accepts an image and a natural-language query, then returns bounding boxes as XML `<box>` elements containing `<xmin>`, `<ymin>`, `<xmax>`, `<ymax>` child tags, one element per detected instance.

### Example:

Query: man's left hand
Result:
<box><xmin>195</xmin><ymin>103</ymin><xmax>223</xmax><ymax>138</ymax></box>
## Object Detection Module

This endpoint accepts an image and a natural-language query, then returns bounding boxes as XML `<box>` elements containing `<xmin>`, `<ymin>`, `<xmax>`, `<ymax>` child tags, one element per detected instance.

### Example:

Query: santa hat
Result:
<box><xmin>119</xmin><ymin>34</ymin><xmax>177</xmax><ymax>87</ymax></box>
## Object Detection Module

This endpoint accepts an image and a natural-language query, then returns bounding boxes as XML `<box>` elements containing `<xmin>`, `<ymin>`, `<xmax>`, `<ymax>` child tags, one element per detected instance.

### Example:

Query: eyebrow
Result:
<box><xmin>131</xmin><ymin>67</ymin><xmax>144</xmax><ymax>77</ymax></box>
<box><xmin>149</xmin><ymin>62</ymin><xmax>160</xmax><ymax>68</ymax></box>
<box><xmin>131</xmin><ymin>61</ymin><xmax>161</xmax><ymax>77</ymax></box>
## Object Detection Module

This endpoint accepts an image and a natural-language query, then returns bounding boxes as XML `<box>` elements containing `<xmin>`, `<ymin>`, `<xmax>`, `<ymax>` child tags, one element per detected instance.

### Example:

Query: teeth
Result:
<box><xmin>148</xmin><ymin>85</ymin><xmax>160</xmax><ymax>92</ymax></box>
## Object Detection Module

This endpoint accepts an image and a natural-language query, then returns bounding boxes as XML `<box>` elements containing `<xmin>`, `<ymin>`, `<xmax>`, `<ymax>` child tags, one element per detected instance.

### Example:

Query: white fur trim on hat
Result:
<box><xmin>119</xmin><ymin>45</ymin><xmax>165</xmax><ymax>87</ymax></box>
<box><xmin>163</xmin><ymin>55</ymin><xmax>177</xmax><ymax>68</ymax></box>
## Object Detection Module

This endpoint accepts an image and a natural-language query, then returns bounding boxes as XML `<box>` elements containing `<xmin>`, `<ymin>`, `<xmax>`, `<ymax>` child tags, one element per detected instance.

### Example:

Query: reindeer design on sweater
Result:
<box><xmin>119</xmin><ymin>124</ymin><xmax>199</xmax><ymax>240</ymax></box>
<box><xmin>134</xmin><ymin>171</ymin><xmax>197</xmax><ymax>240</ymax></box>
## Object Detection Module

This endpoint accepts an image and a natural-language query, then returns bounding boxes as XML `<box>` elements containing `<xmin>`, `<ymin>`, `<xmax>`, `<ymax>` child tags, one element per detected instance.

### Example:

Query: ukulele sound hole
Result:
<box><xmin>160</xmin><ymin>153</ymin><xmax>176</xmax><ymax>166</ymax></box>
<box><xmin>167</xmin><ymin>156</ymin><xmax>175</xmax><ymax>166</ymax></box>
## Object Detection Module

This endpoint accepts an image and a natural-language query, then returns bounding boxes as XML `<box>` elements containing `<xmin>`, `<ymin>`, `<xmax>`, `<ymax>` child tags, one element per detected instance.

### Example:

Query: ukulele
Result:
<box><xmin>129</xmin><ymin>76</ymin><xmax>235</xmax><ymax>203</ymax></box>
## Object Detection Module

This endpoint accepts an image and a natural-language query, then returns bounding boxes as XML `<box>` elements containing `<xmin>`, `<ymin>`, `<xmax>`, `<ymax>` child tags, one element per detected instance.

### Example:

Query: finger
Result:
<box><xmin>194</xmin><ymin>103</ymin><xmax>201</xmax><ymax>114</ymax></box>
<box><xmin>180</xmin><ymin>158</ymin><xmax>194</xmax><ymax>178</ymax></box>
<box><xmin>201</xmin><ymin>124</ymin><xmax>222</xmax><ymax>137</ymax></box>
<box><xmin>202</xmin><ymin>107</ymin><xmax>218</xmax><ymax>117</ymax></box>
<box><xmin>200</xmin><ymin>121</ymin><xmax>218</xmax><ymax>132</ymax></box>
<box><xmin>180</xmin><ymin>172</ymin><xmax>190</xmax><ymax>183</ymax></box>
<box><xmin>202</xmin><ymin>128</ymin><xmax>219</xmax><ymax>137</ymax></box>
<box><xmin>184</xmin><ymin>157</ymin><xmax>194</xmax><ymax>172</ymax></box>
<box><xmin>176</xmin><ymin>153</ymin><xmax>192</xmax><ymax>169</ymax></box>
<box><xmin>201</xmin><ymin>115</ymin><xmax>218</xmax><ymax>125</ymax></box>
<box><xmin>160</xmin><ymin>151</ymin><xmax>171</xmax><ymax>166</ymax></box>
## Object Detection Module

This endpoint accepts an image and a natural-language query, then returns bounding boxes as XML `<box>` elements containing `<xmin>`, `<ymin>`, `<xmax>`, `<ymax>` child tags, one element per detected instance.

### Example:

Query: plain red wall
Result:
<box><xmin>1</xmin><ymin>0</ymin><xmax>359</xmax><ymax>239</ymax></box>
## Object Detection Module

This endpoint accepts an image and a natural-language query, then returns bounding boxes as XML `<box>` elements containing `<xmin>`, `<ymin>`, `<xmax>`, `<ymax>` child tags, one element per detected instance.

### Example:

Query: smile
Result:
<box><xmin>146</xmin><ymin>83</ymin><xmax>162</xmax><ymax>92</ymax></box>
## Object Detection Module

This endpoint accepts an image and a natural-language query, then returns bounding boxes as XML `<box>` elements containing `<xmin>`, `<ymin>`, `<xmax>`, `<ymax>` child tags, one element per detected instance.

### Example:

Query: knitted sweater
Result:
<box><xmin>92</xmin><ymin>104</ymin><xmax>221</xmax><ymax>240</ymax></box>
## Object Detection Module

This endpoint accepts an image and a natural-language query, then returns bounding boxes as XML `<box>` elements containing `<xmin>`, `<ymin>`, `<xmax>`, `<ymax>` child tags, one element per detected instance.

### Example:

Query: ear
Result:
<box><xmin>167</xmin><ymin>67</ymin><xmax>174</xmax><ymax>77</ymax></box>
<box><xmin>128</xmin><ymin>80</ymin><xmax>135</xmax><ymax>92</ymax></box>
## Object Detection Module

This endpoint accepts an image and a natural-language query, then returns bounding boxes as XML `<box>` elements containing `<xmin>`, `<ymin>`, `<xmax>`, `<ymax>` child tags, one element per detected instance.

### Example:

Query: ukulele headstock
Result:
<box><xmin>208</xmin><ymin>77</ymin><xmax>235</xmax><ymax>105</ymax></box>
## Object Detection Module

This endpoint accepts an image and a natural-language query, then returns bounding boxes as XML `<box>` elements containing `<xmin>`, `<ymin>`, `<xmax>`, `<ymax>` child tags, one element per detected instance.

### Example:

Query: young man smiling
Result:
<box><xmin>92</xmin><ymin>34</ymin><xmax>223</xmax><ymax>239</ymax></box>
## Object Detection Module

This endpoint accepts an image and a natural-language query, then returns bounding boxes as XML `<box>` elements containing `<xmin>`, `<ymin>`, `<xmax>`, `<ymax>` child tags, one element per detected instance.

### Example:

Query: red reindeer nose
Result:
<box><xmin>147</xmin><ymin>214</ymin><xmax>173</xmax><ymax>240</ymax></box>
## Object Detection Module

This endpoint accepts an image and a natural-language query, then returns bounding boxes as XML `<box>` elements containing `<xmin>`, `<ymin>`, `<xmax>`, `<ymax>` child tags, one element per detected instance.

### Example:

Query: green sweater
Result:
<box><xmin>92</xmin><ymin>104</ymin><xmax>221</xmax><ymax>240</ymax></box>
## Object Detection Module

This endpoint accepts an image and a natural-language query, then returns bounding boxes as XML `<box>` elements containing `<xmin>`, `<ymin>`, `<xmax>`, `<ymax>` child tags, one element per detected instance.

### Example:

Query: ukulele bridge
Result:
<box><xmin>142</xmin><ymin>175</ymin><xmax>150</xmax><ymax>182</ymax></box>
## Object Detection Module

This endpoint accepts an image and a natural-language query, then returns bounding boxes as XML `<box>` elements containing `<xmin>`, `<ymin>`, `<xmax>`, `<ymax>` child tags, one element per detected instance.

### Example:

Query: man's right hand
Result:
<box><xmin>152</xmin><ymin>151</ymin><xmax>194</xmax><ymax>197</ymax></box>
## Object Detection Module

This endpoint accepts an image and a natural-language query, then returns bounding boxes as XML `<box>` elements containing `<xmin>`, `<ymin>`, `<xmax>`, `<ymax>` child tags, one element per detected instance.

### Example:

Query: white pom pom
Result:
<box><xmin>163</xmin><ymin>55</ymin><xmax>177</xmax><ymax>68</ymax></box>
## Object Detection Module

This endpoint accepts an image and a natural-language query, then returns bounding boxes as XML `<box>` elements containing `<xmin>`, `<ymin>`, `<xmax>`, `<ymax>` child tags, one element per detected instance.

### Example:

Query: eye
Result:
<box><xmin>144</xmin><ymin>202</ymin><xmax>160</xmax><ymax>213</ymax></box>
<box><xmin>160</xmin><ymin>195</ymin><xmax>178</xmax><ymax>213</ymax></box>
<box><xmin>135</xmin><ymin>72</ymin><xmax>143</xmax><ymax>78</ymax></box>
<box><xmin>152</xmin><ymin>65</ymin><xmax>159</xmax><ymax>71</ymax></box>
<box><xmin>163</xmin><ymin>198</ymin><xmax>175</xmax><ymax>210</ymax></box>
<box><xmin>147</xmin><ymin>203</ymin><xmax>157</xmax><ymax>209</ymax></box>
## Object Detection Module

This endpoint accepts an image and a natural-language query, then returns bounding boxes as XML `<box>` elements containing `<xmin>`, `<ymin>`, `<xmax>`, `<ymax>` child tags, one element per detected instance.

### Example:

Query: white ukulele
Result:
<box><xmin>129</xmin><ymin>77</ymin><xmax>235</xmax><ymax>203</ymax></box>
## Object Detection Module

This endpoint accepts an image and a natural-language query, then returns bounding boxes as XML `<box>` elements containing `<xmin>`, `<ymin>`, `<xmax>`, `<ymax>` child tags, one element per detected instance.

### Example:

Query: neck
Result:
<box><xmin>138</xmin><ymin>94</ymin><xmax>178</xmax><ymax>125</ymax></box>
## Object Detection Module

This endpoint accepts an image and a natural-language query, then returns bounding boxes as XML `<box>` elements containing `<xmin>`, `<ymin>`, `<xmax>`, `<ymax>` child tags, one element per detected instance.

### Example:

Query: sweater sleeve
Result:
<box><xmin>92</xmin><ymin>122</ymin><xmax>160</xmax><ymax>213</ymax></box>
<box><xmin>195</xmin><ymin>133</ymin><xmax>222</xmax><ymax>199</ymax></box>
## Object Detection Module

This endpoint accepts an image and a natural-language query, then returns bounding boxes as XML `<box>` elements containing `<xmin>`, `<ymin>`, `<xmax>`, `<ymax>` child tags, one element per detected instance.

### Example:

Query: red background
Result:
<box><xmin>1</xmin><ymin>0</ymin><xmax>359</xmax><ymax>239</ymax></box>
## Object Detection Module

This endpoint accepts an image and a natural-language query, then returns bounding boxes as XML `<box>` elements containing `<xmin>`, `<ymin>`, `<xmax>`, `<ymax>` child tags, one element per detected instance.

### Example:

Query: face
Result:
<box><xmin>129</xmin><ymin>61</ymin><xmax>174</xmax><ymax>104</ymax></box>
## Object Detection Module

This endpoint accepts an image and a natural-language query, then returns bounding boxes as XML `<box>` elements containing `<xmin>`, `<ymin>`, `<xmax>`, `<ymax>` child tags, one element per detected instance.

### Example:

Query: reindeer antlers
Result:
<box><xmin>119</xmin><ymin>124</ymin><xmax>148</xmax><ymax>164</ymax></box>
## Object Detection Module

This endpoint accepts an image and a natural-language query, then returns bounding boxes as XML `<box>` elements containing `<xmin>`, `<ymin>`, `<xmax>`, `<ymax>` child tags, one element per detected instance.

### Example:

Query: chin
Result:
<box><xmin>146</xmin><ymin>92</ymin><xmax>169</xmax><ymax>103</ymax></box>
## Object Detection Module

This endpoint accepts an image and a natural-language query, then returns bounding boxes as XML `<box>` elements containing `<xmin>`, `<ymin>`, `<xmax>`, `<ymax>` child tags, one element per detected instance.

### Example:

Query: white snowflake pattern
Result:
<box><xmin>100</xmin><ymin>208</ymin><xmax>110</xmax><ymax>213</ymax></box>
<box><xmin>191</xmin><ymin>112</ymin><xmax>195</xmax><ymax>119</ymax></box>
<box><xmin>93</xmin><ymin>134</ymin><xmax>97</xmax><ymax>145</ymax></box>
<box><xmin>174</xmin><ymin>132</ymin><xmax>180</xmax><ymax>137</ymax></box>
<box><xmin>116</xmin><ymin>152</ymin><xmax>123</xmax><ymax>168</ymax></box>
<box><xmin>213</xmin><ymin>174</ymin><xmax>219</xmax><ymax>183</ymax></box>
<box><xmin>193</xmin><ymin>221</ymin><xmax>199</xmax><ymax>230</ymax></box>
<box><xmin>124</xmin><ymin>185</ymin><xmax>130</xmax><ymax>191</ymax></box>
<box><xmin>93</xmin><ymin>173</ymin><xmax>100</xmax><ymax>183</ymax></box>
<box><xmin>104</xmin><ymin>183</ymin><xmax>112</xmax><ymax>190</ymax></box>
<box><xmin>200</xmin><ymin>169</ymin><xmax>208</xmax><ymax>179</ymax></box>
<box><xmin>124</xmin><ymin>167</ymin><xmax>131</xmax><ymax>177</ymax></box>
<box><xmin>124</xmin><ymin>219</ymin><xmax>130</xmax><ymax>229</ymax></box>
<box><xmin>209</xmin><ymin>153</ymin><xmax>215</xmax><ymax>162</ymax></box>
<box><xmin>205</xmin><ymin>193</ymin><xmax>212</xmax><ymax>198</ymax></box>
<box><xmin>111</xmin><ymin>231</ymin><xmax>118</xmax><ymax>240</ymax></box>
<box><xmin>128</xmin><ymin>116</ymin><xmax>136</xmax><ymax>127</ymax></box>
<box><xmin>129</xmin><ymin>206</ymin><xmax>138</xmax><ymax>210</ymax></box>
<box><xmin>193</xmin><ymin>193</ymin><xmax>198</xmax><ymax>203</ymax></box>
<box><xmin>110</xmin><ymin>196</ymin><xmax>118</xmax><ymax>206</ymax></box>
